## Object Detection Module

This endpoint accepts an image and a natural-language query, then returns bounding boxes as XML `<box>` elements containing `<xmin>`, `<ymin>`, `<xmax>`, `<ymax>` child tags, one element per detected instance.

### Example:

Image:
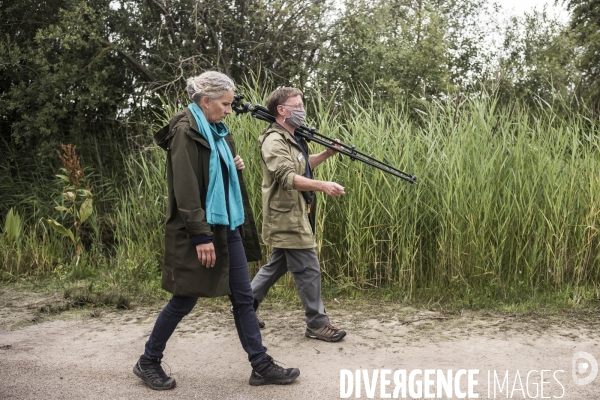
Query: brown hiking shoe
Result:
<box><xmin>305</xmin><ymin>324</ymin><xmax>346</xmax><ymax>342</ymax></box>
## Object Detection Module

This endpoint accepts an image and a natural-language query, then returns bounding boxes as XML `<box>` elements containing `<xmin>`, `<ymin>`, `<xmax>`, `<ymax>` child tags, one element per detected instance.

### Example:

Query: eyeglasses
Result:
<box><xmin>281</xmin><ymin>103</ymin><xmax>305</xmax><ymax>110</ymax></box>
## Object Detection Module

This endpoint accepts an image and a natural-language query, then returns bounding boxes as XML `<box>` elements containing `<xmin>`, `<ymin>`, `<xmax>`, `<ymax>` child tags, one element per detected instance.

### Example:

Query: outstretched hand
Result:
<box><xmin>321</xmin><ymin>181</ymin><xmax>345</xmax><ymax>197</ymax></box>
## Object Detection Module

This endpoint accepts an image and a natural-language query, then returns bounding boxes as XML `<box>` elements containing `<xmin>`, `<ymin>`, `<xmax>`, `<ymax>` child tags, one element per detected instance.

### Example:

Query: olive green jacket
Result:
<box><xmin>259</xmin><ymin>123</ymin><xmax>315</xmax><ymax>249</ymax></box>
<box><xmin>154</xmin><ymin>108</ymin><xmax>262</xmax><ymax>297</ymax></box>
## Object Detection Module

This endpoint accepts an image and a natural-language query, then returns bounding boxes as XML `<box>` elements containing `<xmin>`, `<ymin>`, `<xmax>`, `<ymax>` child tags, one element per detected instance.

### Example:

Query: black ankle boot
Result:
<box><xmin>133</xmin><ymin>355</ymin><xmax>176</xmax><ymax>390</ymax></box>
<box><xmin>249</xmin><ymin>356</ymin><xmax>300</xmax><ymax>386</ymax></box>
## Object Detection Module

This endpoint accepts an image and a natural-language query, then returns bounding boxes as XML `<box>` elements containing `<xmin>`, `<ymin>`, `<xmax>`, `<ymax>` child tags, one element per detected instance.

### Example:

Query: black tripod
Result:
<box><xmin>232</xmin><ymin>94</ymin><xmax>417</xmax><ymax>184</ymax></box>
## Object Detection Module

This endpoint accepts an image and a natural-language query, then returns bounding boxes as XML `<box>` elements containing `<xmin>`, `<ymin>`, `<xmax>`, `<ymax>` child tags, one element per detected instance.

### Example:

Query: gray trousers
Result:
<box><xmin>251</xmin><ymin>247</ymin><xmax>330</xmax><ymax>328</ymax></box>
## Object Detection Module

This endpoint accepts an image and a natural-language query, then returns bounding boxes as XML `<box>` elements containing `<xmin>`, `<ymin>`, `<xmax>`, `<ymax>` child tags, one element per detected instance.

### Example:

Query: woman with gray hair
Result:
<box><xmin>133</xmin><ymin>71</ymin><xmax>300</xmax><ymax>390</ymax></box>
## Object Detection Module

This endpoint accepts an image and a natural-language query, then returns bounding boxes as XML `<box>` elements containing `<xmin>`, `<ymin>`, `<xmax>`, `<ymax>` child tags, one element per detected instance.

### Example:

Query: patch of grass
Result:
<box><xmin>5</xmin><ymin>273</ymin><xmax>600</xmax><ymax>329</ymax></box>
<box><xmin>319</xmin><ymin>280</ymin><xmax>600</xmax><ymax>314</ymax></box>
<box><xmin>27</xmin><ymin>283</ymin><xmax>134</xmax><ymax>323</ymax></box>
<box><xmin>64</xmin><ymin>285</ymin><xmax>132</xmax><ymax>310</ymax></box>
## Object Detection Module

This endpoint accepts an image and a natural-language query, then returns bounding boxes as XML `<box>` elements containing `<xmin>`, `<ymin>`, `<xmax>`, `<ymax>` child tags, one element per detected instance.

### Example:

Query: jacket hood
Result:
<box><xmin>169</xmin><ymin>110</ymin><xmax>188</xmax><ymax>131</ymax></box>
<box><xmin>153</xmin><ymin>111</ymin><xmax>190</xmax><ymax>151</ymax></box>
<box><xmin>259</xmin><ymin>122</ymin><xmax>299</xmax><ymax>146</ymax></box>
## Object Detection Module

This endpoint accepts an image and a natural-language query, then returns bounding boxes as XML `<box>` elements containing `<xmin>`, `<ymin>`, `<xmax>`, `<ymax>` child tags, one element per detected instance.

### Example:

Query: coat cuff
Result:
<box><xmin>179</xmin><ymin>208</ymin><xmax>211</xmax><ymax>235</ymax></box>
<box><xmin>190</xmin><ymin>234</ymin><xmax>213</xmax><ymax>246</ymax></box>
<box><xmin>284</xmin><ymin>171</ymin><xmax>297</xmax><ymax>191</ymax></box>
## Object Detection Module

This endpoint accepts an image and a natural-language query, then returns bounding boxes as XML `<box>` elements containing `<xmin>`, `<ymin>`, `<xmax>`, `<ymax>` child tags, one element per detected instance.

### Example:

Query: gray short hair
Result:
<box><xmin>186</xmin><ymin>71</ymin><xmax>236</xmax><ymax>104</ymax></box>
<box><xmin>266</xmin><ymin>87</ymin><xmax>303</xmax><ymax>116</ymax></box>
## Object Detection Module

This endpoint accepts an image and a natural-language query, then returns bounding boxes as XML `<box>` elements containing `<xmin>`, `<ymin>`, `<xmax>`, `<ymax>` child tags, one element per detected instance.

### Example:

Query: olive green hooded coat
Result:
<box><xmin>154</xmin><ymin>108</ymin><xmax>262</xmax><ymax>298</ymax></box>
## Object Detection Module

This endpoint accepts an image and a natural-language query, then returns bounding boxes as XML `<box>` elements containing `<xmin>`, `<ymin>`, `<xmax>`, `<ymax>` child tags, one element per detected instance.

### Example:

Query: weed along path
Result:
<box><xmin>1</xmin><ymin>288</ymin><xmax>600</xmax><ymax>400</ymax></box>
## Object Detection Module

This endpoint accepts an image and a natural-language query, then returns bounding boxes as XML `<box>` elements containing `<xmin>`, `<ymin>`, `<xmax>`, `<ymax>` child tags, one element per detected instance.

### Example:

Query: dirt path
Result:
<box><xmin>1</xmin><ymin>288</ymin><xmax>599</xmax><ymax>399</ymax></box>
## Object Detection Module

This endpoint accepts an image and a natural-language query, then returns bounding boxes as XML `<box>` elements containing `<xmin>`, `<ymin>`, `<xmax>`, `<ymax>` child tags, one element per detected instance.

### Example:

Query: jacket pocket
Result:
<box><xmin>268</xmin><ymin>200</ymin><xmax>300</xmax><ymax>232</ymax></box>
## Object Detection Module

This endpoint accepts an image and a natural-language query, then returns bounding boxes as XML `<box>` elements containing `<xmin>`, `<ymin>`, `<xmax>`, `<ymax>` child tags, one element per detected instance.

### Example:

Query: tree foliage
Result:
<box><xmin>0</xmin><ymin>0</ymin><xmax>333</xmax><ymax>156</ymax></box>
<box><xmin>320</xmin><ymin>0</ymin><xmax>495</xmax><ymax>102</ymax></box>
<box><xmin>566</xmin><ymin>0</ymin><xmax>600</xmax><ymax>107</ymax></box>
<box><xmin>492</xmin><ymin>8</ymin><xmax>577</xmax><ymax>105</ymax></box>
<box><xmin>1</xmin><ymin>0</ymin><xmax>144</xmax><ymax>156</ymax></box>
<box><xmin>0</xmin><ymin>0</ymin><xmax>598</xmax><ymax>164</ymax></box>
<box><xmin>322</xmin><ymin>0</ymin><xmax>450</xmax><ymax>100</ymax></box>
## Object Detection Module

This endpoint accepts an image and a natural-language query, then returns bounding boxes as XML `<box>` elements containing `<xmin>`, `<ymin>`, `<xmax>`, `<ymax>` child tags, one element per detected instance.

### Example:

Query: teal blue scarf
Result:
<box><xmin>188</xmin><ymin>103</ymin><xmax>244</xmax><ymax>230</ymax></box>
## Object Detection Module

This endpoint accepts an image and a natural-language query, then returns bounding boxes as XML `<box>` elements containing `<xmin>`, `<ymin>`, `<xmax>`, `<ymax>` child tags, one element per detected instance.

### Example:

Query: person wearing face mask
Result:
<box><xmin>250</xmin><ymin>87</ymin><xmax>347</xmax><ymax>342</ymax></box>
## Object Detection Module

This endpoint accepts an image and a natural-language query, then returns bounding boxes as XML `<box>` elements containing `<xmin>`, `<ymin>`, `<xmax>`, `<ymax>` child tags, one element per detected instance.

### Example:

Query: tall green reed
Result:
<box><xmin>2</xmin><ymin>84</ymin><xmax>599</xmax><ymax>304</ymax></box>
<box><xmin>113</xmin><ymin>88</ymin><xmax>600</xmax><ymax>299</ymax></box>
<box><xmin>309</xmin><ymin>93</ymin><xmax>600</xmax><ymax>298</ymax></box>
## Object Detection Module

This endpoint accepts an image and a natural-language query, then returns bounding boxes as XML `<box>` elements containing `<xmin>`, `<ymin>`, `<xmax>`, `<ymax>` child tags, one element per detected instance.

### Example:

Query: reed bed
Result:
<box><xmin>2</xmin><ymin>90</ymin><xmax>599</xmax><ymax>304</ymax></box>
<box><xmin>310</xmin><ymin>96</ymin><xmax>600</xmax><ymax>299</ymax></box>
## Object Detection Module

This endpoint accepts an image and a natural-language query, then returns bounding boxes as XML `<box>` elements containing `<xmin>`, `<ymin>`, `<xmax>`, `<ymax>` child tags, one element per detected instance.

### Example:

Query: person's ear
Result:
<box><xmin>276</xmin><ymin>104</ymin><xmax>285</xmax><ymax>116</ymax></box>
<box><xmin>200</xmin><ymin>96</ymin><xmax>211</xmax><ymax>108</ymax></box>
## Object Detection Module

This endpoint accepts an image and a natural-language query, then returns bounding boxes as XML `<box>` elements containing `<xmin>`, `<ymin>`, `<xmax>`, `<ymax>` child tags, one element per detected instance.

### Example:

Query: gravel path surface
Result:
<box><xmin>1</xmin><ymin>289</ymin><xmax>599</xmax><ymax>399</ymax></box>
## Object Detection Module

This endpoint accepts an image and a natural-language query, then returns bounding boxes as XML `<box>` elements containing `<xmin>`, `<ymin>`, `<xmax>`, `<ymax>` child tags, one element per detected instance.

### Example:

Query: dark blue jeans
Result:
<box><xmin>144</xmin><ymin>228</ymin><xmax>268</xmax><ymax>368</ymax></box>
